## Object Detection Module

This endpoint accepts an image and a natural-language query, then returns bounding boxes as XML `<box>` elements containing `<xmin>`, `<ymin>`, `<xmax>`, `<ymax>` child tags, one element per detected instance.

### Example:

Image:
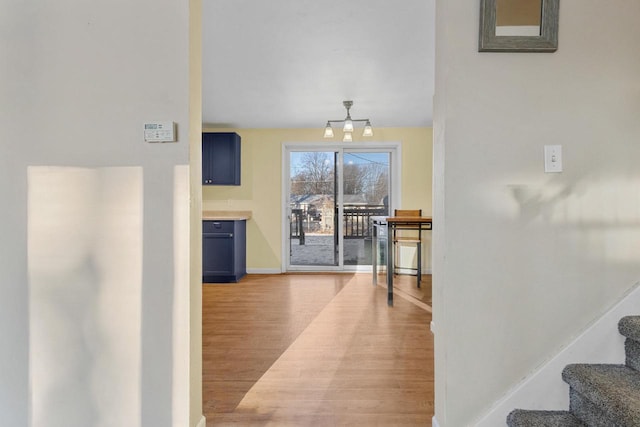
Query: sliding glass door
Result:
<box><xmin>285</xmin><ymin>145</ymin><xmax>395</xmax><ymax>271</ymax></box>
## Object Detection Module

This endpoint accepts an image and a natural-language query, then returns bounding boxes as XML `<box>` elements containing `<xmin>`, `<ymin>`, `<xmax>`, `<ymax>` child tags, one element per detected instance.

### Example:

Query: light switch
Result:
<box><xmin>544</xmin><ymin>145</ymin><xmax>562</xmax><ymax>173</ymax></box>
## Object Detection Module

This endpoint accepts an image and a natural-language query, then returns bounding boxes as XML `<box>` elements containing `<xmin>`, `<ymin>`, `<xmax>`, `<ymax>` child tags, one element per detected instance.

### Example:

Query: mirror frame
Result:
<box><xmin>479</xmin><ymin>0</ymin><xmax>559</xmax><ymax>52</ymax></box>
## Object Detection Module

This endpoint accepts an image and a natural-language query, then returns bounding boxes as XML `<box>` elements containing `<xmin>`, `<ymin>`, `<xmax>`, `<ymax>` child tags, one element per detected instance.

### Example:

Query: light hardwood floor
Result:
<box><xmin>203</xmin><ymin>273</ymin><xmax>434</xmax><ymax>426</ymax></box>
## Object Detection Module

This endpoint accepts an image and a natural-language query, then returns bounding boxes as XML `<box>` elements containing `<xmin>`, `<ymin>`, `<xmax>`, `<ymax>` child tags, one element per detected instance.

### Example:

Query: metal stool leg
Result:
<box><xmin>416</xmin><ymin>241</ymin><xmax>421</xmax><ymax>288</ymax></box>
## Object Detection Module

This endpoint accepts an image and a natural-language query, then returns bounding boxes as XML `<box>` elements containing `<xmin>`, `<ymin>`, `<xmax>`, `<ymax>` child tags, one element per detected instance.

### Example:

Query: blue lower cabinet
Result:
<box><xmin>203</xmin><ymin>220</ymin><xmax>246</xmax><ymax>283</ymax></box>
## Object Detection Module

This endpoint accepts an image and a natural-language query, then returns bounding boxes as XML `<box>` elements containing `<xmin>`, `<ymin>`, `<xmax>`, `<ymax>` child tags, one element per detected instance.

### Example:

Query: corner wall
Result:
<box><xmin>189</xmin><ymin>0</ymin><xmax>204</xmax><ymax>425</ymax></box>
<box><xmin>1</xmin><ymin>1</ymin><xmax>196</xmax><ymax>425</ymax></box>
<box><xmin>433</xmin><ymin>1</ymin><xmax>640</xmax><ymax>426</ymax></box>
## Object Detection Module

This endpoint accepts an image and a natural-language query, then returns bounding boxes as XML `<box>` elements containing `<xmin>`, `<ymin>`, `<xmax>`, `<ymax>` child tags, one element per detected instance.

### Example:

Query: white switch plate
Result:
<box><xmin>544</xmin><ymin>145</ymin><xmax>562</xmax><ymax>173</ymax></box>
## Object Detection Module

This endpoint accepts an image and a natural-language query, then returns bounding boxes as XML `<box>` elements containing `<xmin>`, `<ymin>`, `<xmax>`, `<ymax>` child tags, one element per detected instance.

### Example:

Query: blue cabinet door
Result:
<box><xmin>203</xmin><ymin>233</ymin><xmax>234</xmax><ymax>276</ymax></box>
<box><xmin>203</xmin><ymin>220</ymin><xmax>246</xmax><ymax>283</ymax></box>
<box><xmin>202</xmin><ymin>132</ymin><xmax>241</xmax><ymax>185</ymax></box>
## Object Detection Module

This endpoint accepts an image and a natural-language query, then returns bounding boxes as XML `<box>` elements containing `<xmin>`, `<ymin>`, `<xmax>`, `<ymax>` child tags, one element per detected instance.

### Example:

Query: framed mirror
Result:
<box><xmin>479</xmin><ymin>0</ymin><xmax>559</xmax><ymax>52</ymax></box>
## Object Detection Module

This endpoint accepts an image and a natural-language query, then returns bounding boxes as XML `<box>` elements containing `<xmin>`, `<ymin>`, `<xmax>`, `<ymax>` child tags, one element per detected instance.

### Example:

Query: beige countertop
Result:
<box><xmin>202</xmin><ymin>210</ymin><xmax>252</xmax><ymax>220</ymax></box>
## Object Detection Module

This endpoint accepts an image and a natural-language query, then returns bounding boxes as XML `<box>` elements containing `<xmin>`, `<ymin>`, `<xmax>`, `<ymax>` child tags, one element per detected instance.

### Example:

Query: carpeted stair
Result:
<box><xmin>506</xmin><ymin>409</ymin><xmax>585</xmax><ymax>426</ymax></box>
<box><xmin>507</xmin><ymin>315</ymin><xmax>640</xmax><ymax>427</ymax></box>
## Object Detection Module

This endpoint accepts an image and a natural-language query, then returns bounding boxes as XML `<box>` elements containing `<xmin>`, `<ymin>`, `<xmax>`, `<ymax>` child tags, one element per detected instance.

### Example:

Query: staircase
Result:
<box><xmin>507</xmin><ymin>316</ymin><xmax>640</xmax><ymax>427</ymax></box>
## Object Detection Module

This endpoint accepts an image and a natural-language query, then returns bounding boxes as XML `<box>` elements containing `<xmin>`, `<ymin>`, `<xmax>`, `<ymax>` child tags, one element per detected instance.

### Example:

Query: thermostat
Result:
<box><xmin>144</xmin><ymin>121</ymin><xmax>176</xmax><ymax>142</ymax></box>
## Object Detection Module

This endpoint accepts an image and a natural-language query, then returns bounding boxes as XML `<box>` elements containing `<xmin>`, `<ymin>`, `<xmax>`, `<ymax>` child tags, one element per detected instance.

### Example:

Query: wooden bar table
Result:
<box><xmin>371</xmin><ymin>215</ymin><xmax>433</xmax><ymax>306</ymax></box>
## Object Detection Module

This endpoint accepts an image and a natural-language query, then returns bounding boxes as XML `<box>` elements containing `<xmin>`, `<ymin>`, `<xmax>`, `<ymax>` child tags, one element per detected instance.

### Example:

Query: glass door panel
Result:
<box><xmin>342</xmin><ymin>152</ymin><xmax>390</xmax><ymax>266</ymax></box>
<box><xmin>288</xmin><ymin>151</ymin><xmax>338</xmax><ymax>267</ymax></box>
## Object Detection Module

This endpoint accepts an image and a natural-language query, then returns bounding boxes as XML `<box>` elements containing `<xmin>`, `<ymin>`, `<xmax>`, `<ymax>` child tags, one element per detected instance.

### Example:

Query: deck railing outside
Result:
<box><xmin>290</xmin><ymin>204</ymin><xmax>388</xmax><ymax>245</ymax></box>
<box><xmin>343</xmin><ymin>204</ymin><xmax>387</xmax><ymax>239</ymax></box>
<box><xmin>290</xmin><ymin>208</ymin><xmax>306</xmax><ymax>245</ymax></box>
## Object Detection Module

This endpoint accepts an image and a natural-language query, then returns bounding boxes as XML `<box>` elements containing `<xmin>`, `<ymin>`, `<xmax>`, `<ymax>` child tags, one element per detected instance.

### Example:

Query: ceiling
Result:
<box><xmin>202</xmin><ymin>0</ymin><xmax>435</xmax><ymax>130</ymax></box>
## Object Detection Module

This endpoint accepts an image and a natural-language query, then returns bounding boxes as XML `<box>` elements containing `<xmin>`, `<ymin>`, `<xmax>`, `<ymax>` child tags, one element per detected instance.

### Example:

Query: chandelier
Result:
<box><xmin>323</xmin><ymin>100</ymin><xmax>373</xmax><ymax>142</ymax></box>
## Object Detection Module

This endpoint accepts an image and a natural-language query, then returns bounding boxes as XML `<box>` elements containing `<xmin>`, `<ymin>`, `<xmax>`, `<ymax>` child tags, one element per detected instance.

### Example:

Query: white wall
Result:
<box><xmin>433</xmin><ymin>1</ymin><xmax>640</xmax><ymax>426</ymax></box>
<box><xmin>1</xmin><ymin>1</ymin><xmax>194</xmax><ymax>426</ymax></box>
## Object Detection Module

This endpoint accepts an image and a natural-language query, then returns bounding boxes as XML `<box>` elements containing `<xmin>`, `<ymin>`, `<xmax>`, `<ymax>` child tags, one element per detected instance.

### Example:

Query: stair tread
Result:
<box><xmin>619</xmin><ymin>316</ymin><xmax>640</xmax><ymax>341</ymax></box>
<box><xmin>562</xmin><ymin>364</ymin><xmax>640</xmax><ymax>425</ymax></box>
<box><xmin>626</xmin><ymin>339</ymin><xmax>640</xmax><ymax>371</ymax></box>
<box><xmin>507</xmin><ymin>409</ymin><xmax>585</xmax><ymax>426</ymax></box>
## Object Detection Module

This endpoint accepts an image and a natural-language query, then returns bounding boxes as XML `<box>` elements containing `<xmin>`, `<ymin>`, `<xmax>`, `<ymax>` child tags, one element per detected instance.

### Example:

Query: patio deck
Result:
<box><xmin>290</xmin><ymin>234</ymin><xmax>375</xmax><ymax>266</ymax></box>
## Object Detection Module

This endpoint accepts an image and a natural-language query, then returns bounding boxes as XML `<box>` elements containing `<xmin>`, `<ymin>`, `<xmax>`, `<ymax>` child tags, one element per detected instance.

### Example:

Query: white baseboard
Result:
<box><xmin>246</xmin><ymin>268</ymin><xmax>281</xmax><ymax>274</ymax></box>
<box><xmin>394</xmin><ymin>267</ymin><xmax>433</xmax><ymax>275</ymax></box>
<box><xmin>432</xmin><ymin>415</ymin><xmax>440</xmax><ymax>427</ymax></box>
<box><xmin>195</xmin><ymin>415</ymin><xmax>206</xmax><ymax>427</ymax></box>
<box><xmin>474</xmin><ymin>282</ymin><xmax>640</xmax><ymax>426</ymax></box>
<box><xmin>247</xmin><ymin>267</ymin><xmax>431</xmax><ymax>274</ymax></box>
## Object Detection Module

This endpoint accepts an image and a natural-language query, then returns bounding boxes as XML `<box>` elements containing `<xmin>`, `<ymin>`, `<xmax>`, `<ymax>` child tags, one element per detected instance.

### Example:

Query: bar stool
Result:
<box><xmin>392</xmin><ymin>209</ymin><xmax>422</xmax><ymax>287</ymax></box>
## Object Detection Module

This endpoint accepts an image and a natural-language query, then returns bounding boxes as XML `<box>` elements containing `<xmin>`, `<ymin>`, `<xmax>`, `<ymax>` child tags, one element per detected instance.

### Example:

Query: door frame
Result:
<box><xmin>281</xmin><ymin>141</ymin><xmax>402</xmax><ymax>273</ymax></box>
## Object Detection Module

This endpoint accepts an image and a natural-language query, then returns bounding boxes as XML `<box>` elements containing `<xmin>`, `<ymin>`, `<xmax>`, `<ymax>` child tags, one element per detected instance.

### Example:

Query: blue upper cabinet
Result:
<box><xmin>202</xmin><ymin>132</ymin><xmax>241</xmax><ymax>185</ymax></box>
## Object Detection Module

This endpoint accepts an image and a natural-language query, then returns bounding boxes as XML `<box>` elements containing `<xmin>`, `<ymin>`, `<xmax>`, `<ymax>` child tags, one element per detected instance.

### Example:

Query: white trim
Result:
<box><xmin>395</xmin><ymin>268</ymin><xmax>433</xmax><ymax>275</ymax></box>
<box><xmin>432</xmin><ymin>416</ymin><xmax>441</xmax><ymax>427</ymax></box>
<box><xmin>246</xmin><ymin>268</ymin><xmax>281</xmax><ymax>275</ymax></box>
<box><xmin>474</xmin><ymin>281</ymin><xmax>640</xmax><ymax>426</ymax></box>
<box><xmin>337</xmin><ymin>149</ymin><xmax>344</xmax><ymax>269</ymax></box>
<box><xmin>195</xmin><ymin>415</ymin><xmax>206</xmax><ymax>427</ymax></box>
<box><xmin>281</xmin><ymin>144</ymin><xmax>290</xmax><ymax>273</ymax></box>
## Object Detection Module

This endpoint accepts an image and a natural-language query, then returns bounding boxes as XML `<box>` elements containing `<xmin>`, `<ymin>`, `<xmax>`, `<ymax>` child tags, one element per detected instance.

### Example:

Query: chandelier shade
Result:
<box><xmin>363</xmin><ymin>120</ymin><xmax>373</xmax><ymax>137</ymax></box>
<box><xmin>323</xmin><ymin>100</ymin><xmax>373</xmax><ymax>140</ymax></box>
<box><xmin>323</xmin><ymin>122</ymin><xmax>334</xmax><ymax>138</ymax></box>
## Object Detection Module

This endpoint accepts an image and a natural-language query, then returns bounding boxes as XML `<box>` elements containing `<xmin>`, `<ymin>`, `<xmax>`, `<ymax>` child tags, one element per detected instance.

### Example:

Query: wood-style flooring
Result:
<box><xmin>203</xmin><ymin>273</ymin><xmax>434</xmax><ymax>426</ymax></box>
